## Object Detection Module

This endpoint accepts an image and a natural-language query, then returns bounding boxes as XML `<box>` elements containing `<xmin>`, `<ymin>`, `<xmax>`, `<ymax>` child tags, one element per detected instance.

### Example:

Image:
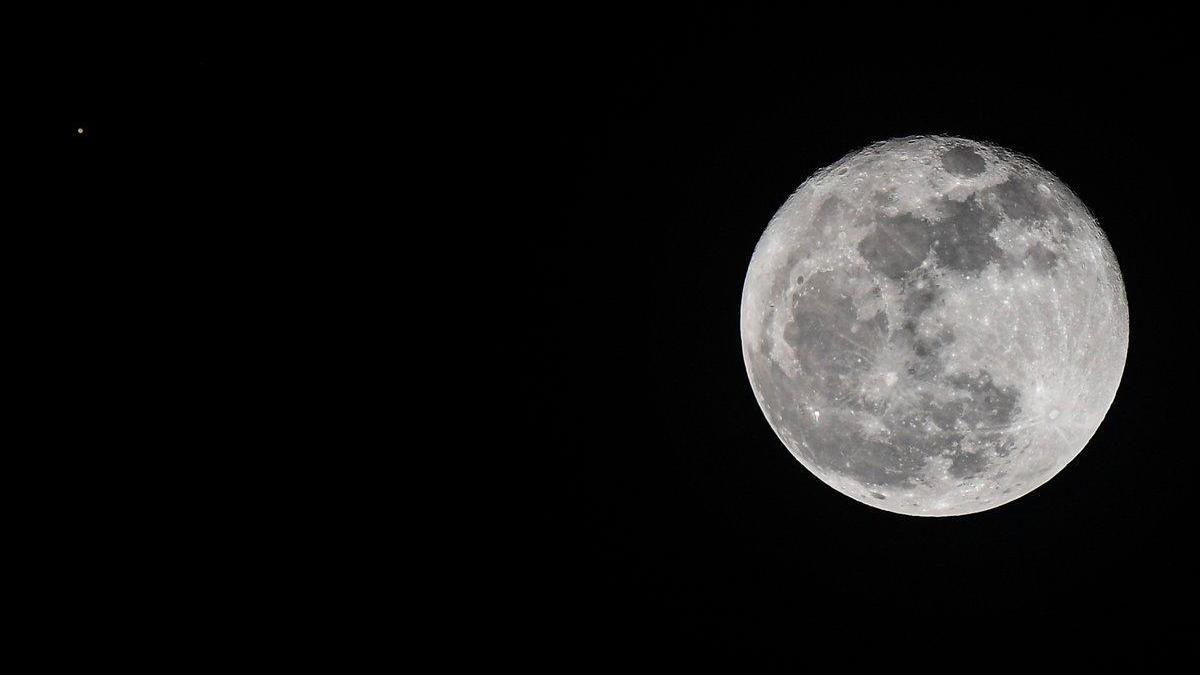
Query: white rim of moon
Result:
<box><xmin>740</xmin><ymin>136</ymin><xmax>1127</xmax><ymax>516</ymax></box>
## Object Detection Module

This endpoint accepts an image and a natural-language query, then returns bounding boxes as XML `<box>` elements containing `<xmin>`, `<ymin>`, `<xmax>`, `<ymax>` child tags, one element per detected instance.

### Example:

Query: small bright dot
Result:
<box><xmin>77</xmin><ymin>128</ymin><xmax>84</xmax><ymax>134</ymax></box>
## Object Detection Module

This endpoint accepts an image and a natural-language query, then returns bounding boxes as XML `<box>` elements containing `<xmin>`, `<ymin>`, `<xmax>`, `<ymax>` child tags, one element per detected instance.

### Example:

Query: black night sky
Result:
<box><xmin>16</xmin><ymin>6</ymin><xmax>1196</xmax><ymax>662</ymax></box>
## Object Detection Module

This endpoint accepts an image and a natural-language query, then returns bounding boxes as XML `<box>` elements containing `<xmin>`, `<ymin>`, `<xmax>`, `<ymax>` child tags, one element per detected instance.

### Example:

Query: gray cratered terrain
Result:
<box><xmin>740</xmin><ymin>136</ymin><xmax>1128</xmax><ymax>516</ymax></box>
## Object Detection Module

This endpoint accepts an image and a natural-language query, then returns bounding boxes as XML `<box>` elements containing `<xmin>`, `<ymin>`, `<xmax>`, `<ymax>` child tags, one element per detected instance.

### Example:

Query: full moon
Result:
<box><xmin>740</xmin><ymin>136</ymin><xmax>1127</xmax><ymax>516</ymax></box>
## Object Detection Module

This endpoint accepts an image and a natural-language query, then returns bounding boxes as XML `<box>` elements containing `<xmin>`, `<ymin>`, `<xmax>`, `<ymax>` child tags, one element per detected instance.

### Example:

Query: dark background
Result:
<box><xmin>11</xmin><ymin>31</ymin><xmax>266</xmax><ymax>650</ymax></box>
<box><xmin>539</xmin><ymin>7</ymin><xmax>1196</xmax><ymax>646</ymax></box>
<box><xmin>19</xmin><ymin>5</ymin><xmax>1195</xmax><ymax>657</ymax></box>
<box><xmin>11</xmin><ymin>22</ymin><xmax>359</xmax><ymax>649</ymax></box>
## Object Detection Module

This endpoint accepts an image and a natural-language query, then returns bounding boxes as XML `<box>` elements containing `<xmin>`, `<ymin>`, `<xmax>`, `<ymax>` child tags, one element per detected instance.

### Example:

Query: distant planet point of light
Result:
<box><xmin>740</xmin><ymin>136</ymin><xmax>1128</xmax><ymax>516</ymax></box>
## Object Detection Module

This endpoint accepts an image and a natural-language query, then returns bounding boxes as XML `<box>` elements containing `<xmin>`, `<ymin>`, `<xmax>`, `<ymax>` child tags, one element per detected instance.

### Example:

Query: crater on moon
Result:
<box><xmin>740</xmin><ymin>136</ymin><xmax>1128</xmax><ymax>516</ymax></box>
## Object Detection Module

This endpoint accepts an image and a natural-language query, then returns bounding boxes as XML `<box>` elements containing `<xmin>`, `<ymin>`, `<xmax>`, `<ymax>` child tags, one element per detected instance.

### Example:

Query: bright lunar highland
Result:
<box><xmin>740</xmin><ymin>136</ymin><xmax>1127</xmax><ymax>516</ymax></box>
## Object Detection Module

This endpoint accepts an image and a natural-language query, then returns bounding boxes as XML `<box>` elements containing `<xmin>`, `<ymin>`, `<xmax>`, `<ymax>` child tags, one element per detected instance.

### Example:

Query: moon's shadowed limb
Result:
<box><xmin>740</xmin><ymin>136</ymin><xmax>1128</xmax><ymax>516</ymax></box>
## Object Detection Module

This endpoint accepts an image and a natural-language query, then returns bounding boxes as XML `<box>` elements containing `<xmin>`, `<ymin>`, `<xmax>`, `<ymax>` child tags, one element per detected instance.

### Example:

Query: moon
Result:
<box><xmin>740</xmin><ymin>136</ymin><xmax>1127</xmax><ymax>516</ymax></box>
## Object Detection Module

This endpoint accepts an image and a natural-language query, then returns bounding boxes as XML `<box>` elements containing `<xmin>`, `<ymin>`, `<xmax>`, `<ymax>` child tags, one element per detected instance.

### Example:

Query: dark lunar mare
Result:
<box><xmin>929</xmin><ymin>196</ymin><xmax>1003</xmax><ymax>273</ymax></box>
<box><xmin>940</xmin><ymin>145</ymin><xmax>987</xmax><ymax>177</ymax></box>
<box><xmin>758</xmin><ymin>181</ymin><xmax>1055</xmax><ymax>490</ymax></box>
<box><xmin>761</xmin><ymin>261</ymin><xmax>1026</xmax><ymax>489</ymax></box>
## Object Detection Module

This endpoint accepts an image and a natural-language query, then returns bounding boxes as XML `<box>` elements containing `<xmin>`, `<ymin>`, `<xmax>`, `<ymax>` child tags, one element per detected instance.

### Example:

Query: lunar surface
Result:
<box><xmin>740</xmin><ymin>136</ymin><xmax>1127</xmax><ymax>516</ymax></box>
